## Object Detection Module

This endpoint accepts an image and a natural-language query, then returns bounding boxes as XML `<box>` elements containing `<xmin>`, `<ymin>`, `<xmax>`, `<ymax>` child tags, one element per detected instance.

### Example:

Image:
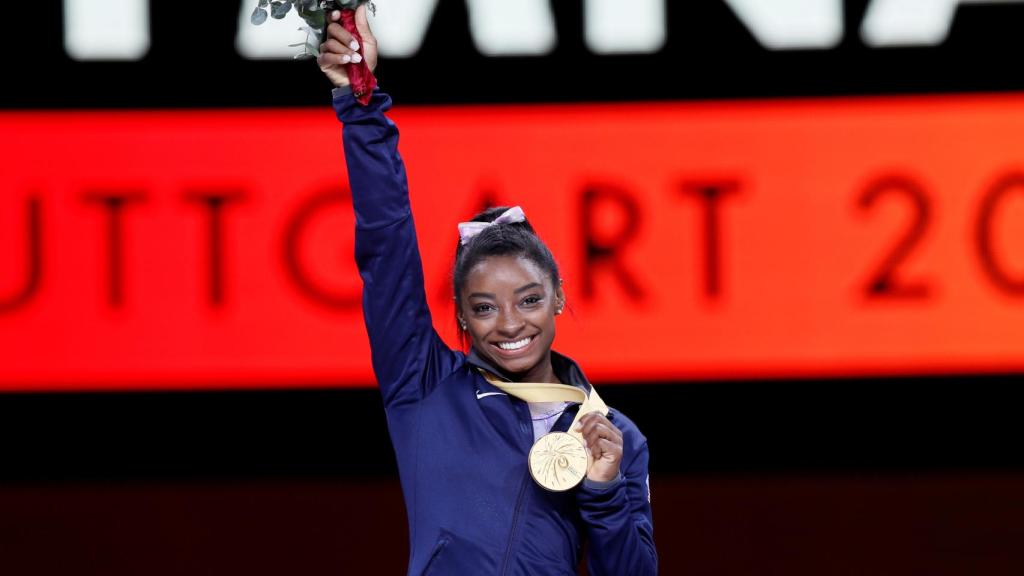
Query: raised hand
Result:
<box><xmin>317</xmin><ymin>5</ymin><xmax>378</xmax><ymax>88</ymax></box>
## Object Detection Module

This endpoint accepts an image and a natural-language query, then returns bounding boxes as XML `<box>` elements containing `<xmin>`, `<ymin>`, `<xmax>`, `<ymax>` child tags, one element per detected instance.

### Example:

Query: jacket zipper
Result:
<box><xmin>500</xmin><ymin>471</ymin><xmax>530</xmax><ymax>576</ymax></box>
<box><xmin>501</xmin><ymin>402</ymin><xmax>533</xmax><ymax>576</ymax></box>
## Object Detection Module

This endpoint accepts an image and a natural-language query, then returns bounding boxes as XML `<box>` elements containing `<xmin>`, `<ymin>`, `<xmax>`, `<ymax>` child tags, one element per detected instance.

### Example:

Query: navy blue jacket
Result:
<box><xmin>335</xmin><ymin>88</ymin><xmax>657</xmax><ymax>576</ymax></box>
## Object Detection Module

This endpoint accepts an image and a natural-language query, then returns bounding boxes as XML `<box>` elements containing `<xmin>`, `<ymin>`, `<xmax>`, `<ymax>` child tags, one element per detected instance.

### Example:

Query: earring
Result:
<box><xmin>459</xmin><ymin>319</ymin><xmax>467</xmax><ymax>330</ymax></box>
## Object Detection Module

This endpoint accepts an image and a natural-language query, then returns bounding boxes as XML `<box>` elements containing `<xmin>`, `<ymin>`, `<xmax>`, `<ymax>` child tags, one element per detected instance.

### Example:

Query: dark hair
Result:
<box><xmin>453</xmin><ymin>206</ymin><xmax>561</xmax><ymax>345</ymax></box>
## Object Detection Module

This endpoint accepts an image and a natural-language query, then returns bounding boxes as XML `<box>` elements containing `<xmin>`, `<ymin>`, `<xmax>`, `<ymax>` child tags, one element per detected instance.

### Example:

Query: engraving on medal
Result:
<box><xmin>529</xmin><ymin>432</ymin><xmax>588</xmax><ymax>492</ymax></box>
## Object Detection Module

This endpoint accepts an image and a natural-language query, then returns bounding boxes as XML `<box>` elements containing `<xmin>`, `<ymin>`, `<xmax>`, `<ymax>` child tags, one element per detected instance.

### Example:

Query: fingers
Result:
<box><xmin>321</xmin><ymin>38</ymin><xmax>362</xmax><ymax>65</ymax></box>
<box><xmin>317</xmin><ymin>51</ymin><xmax>359</xmax><ymax>68</ymax></box>
<box><xmin>591</xmin><ymin>438</ymin><xmax>621</xmax><ymax>460</ymax></box>
<box><xmin>321</xmin><ymin>14</ymin><xmax>362</xmax><ymax>66</ymax></box>
<box><xmin>576</xmin><ymin>413</ymin><xmax>623</xmax><ymax>442</ymax></box>
<box><xmin>574</xmin><ymin>413</ymin><xmax>623</xmax><ymax>460</ymax></box>
<box><xmin>325</xmin><ymin>14</ymin><xmax>362</xmax><ymax>52</ymax></box>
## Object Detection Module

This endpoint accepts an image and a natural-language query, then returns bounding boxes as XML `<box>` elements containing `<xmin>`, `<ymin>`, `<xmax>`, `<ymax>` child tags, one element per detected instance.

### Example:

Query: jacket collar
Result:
<box><xmin>466</xmin><ymin>347</ymin><xmax>592</xmax><ymax>394</ymax></box>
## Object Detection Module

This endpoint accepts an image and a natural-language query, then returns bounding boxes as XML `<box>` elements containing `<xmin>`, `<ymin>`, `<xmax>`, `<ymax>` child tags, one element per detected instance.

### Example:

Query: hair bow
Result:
<box><xmin>457</xmin><ymin>206</ymin><xmax>527</xmax><ymax>246</ymax></box>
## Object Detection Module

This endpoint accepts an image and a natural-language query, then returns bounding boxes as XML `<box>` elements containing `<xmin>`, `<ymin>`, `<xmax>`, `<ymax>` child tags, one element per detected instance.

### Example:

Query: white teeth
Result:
<box><xmin>498</xmin><ymin>337</ymin><xmax>532</xmax><ymax>351</ymax></box>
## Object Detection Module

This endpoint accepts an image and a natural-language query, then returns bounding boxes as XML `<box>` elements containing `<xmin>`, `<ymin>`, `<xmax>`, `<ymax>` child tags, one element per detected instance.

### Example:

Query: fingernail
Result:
<box><xmin>349</xmin><ymin>40</ymin><xmax>360</xmax><ymax>51</ymax></box>
<box><xmin>341</xmin><ymin>54</ymin><xmax>351</xmax><ymax>64</ymax></box>
<box><xmin>351</xmin><ymin>53</ymin><xmax>362</xmax><ymax>63</ymax></box>
<box><xmin>332</xmin><ymin>10</ymin><xmax>340</xmax><ymax>19</ymax></box>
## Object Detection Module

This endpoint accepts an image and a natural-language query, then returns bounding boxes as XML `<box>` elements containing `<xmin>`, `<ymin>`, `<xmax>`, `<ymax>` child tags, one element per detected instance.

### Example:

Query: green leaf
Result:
<box><xmin>294</xmin><ymin>41</ymin><xmax>320</xmax><ymax>59</ymax></box>
<box><xmin>270</xmin><ymin>1</ymin><xmax>292</xmax><ymax>19</ymax></box>
<box><xmin>341</xmin><ymin>1</ymin><xmax>375</xmax><ymax>17</ymax></box>
<box><xmin>298</xmin><ymin>9</ymin><xmax>325</xmax><ymax>31</ymax></box>
<box><xmin>297</xmin><ymin>0</ymin><xmax>322</xmax><ymax>15</ymax></box>
<box><xmin>297</xmin><ymin>25</ymin><xmax>322</xmax><ymax>43</ymax></box>
<box><xmin>250</xmin><ymin>6</ymin><xmax>268</xmax><ymax>25</ymax></box>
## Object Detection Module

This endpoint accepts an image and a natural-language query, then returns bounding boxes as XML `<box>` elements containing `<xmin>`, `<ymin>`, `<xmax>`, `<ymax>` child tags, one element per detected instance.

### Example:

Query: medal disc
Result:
<box><xmin>528</xmin><ymin>432</ymin><xmax>588</xmax><ymax>492</ymax></box>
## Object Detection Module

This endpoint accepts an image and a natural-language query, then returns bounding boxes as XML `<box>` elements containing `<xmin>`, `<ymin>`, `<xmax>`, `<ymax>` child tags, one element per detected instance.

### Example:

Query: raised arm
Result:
<box><xmin>322</xmin><ymin>7</ymin><xmax>460</xmax><ymax>408</ymax></box>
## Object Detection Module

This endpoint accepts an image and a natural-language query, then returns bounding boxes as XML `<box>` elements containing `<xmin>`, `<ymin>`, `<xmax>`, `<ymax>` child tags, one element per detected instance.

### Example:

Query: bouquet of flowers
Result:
<box><xmin>252</xmin><ymin>0</ymin><xmax>377</xmax><ymax>104</ymax></box>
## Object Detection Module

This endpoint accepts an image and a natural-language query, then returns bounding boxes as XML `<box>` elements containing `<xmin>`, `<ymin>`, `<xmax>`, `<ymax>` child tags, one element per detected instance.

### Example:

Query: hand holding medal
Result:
<box><xmin>528</xmin><ymin>410</ymin><xmax>624</xmax><ymax>491</ymax></box>
<box><xmin>482</xmin><ymin>371</ymin><xmax>623</xmax><ymax>491</ymax></box>
<box><xmin>574</xmin><ymin>412</ymin><xmax>625</xmax><ymax>484</ymax></box>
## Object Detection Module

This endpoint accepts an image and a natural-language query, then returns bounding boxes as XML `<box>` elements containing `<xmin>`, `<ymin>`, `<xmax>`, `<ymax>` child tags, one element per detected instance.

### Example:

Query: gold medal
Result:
<box><xmin>479</xmin><ymin>369</ymin><xmax>609</xmax><ymax>492</ymax></box>
<box><xmin>529</xmin><ymin>431</ymin><xmax>589</xmax><ymax>492</ymax></box>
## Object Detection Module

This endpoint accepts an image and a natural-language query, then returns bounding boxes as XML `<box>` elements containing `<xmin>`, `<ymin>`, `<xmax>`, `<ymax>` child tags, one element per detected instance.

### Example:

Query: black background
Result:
<box><xmin>6</xmin><ymin>1</ymin><xmax>1024</xmax><ymax>109</ymax></box>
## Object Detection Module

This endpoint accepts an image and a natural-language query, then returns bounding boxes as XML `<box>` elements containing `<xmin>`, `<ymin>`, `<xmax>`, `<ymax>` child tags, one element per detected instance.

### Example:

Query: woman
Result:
<box><xmin>319</xmin><ymin>7</ymin><xmax>657</xmax><ymax>575</ymax></box>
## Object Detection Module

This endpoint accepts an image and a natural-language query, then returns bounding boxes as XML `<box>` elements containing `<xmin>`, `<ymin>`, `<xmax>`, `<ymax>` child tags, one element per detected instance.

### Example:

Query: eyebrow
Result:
<box><xmin>468</xmin><ymin>282</ymin><xmax>544</xmax><ymax>300</ymax></box>
<box><xmin>515</xmin><ymin>282</ymin><xmax>544</xmax><ymax>294</ymax></box>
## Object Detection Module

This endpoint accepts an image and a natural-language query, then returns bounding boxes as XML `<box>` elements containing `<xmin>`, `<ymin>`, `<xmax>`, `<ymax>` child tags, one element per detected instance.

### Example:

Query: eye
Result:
<box><xmin>521</xmin><ymin>295</ymin><xmax>543</xmax><ymax>307</ymax></box>
<box><xmin>472</xmin><ymin>303</ymin><xmax>496</xmax><ymax>314</ymax></box>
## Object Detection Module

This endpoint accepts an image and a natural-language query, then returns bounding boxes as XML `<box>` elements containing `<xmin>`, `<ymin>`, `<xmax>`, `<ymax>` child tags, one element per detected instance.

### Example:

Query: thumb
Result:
<box><xmin>354</xmin><ymin>3</ymin><xmax>374</xmax><ymax>41</ymax></box>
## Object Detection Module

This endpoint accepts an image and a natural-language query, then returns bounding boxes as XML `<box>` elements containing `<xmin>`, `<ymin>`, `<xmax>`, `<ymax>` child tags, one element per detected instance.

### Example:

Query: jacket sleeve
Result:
<box><xmin>334</xmin><ymin>88</ymin><xmax>461</xmax><ymax>409</ymax></box>
<box><xmin>577</xmin><ymin>437</ymin><xmax>658</xmax><ymax>576</ymax></box>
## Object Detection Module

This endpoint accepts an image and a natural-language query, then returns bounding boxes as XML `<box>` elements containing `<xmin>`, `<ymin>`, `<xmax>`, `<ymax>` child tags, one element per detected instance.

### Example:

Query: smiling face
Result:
<box><xmin>458</xmin><ymin>255</ymin><xmax>564</xmax><ymax>383</ymax></box>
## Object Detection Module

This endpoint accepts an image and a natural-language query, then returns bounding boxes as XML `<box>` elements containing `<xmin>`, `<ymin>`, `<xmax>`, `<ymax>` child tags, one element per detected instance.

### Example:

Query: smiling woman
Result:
<box><xmin>459</xmin><ymin>252</ymin><xmax>561</xmax><ymax>381</ymax></box>
<box><xmin>453</xmin><ymin>206</ymin><xmax>564</xmax><ymax>381</ymax></box>
<box><xmin>322</xmin><ymin>6</ymin><xmax>656</xmax><ymax>575</ymax></box>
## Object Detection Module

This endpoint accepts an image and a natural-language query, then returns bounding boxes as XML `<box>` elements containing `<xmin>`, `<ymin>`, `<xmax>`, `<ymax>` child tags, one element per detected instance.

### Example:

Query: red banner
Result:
<box><xmin>3</xmin><ymin>94</ymin><xmax>1024</xmax><ymax>390</ymax></box>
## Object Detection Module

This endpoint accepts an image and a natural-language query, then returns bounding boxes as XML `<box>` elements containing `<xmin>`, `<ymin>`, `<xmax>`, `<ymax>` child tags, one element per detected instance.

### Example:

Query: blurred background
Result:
<box><xmin>3</xmin><ymin>1</ymin><xmax>1024</xmax><ymax>574</ymax></box>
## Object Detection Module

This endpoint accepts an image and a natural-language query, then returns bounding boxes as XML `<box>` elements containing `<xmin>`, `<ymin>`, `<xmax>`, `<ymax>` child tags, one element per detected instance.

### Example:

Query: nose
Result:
<box><xmin>496</xmin><ymin>306</ymin><xmax>525</xmax><ymax>337</ymax></box>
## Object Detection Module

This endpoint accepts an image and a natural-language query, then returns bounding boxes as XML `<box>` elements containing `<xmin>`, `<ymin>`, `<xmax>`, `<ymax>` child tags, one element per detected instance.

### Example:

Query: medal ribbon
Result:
<box><xmin>478</xmin><ymin>370</ymin><xmax>609</xmax><ymax>441</ymax></box>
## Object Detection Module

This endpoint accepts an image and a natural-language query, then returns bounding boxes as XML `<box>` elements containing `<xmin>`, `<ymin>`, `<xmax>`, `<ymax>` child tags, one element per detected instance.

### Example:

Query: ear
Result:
<box><xmin>554</xmin><ymin>280</ymin><xmax>566</xmax><ymax>315</ymax></box>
